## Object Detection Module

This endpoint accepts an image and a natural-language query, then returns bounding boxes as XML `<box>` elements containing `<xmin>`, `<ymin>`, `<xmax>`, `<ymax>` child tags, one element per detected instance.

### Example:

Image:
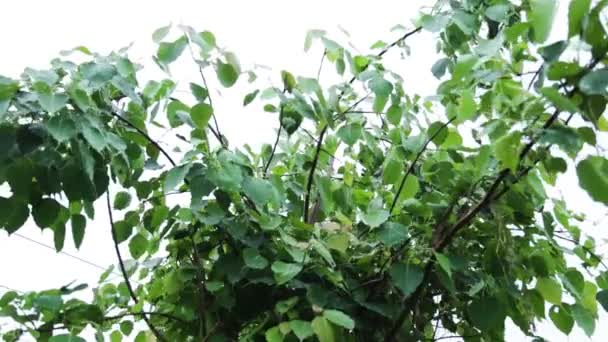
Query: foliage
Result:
<box><xmin>2</xmin><ymin>0</ymin><xmax>608</xmax><ymax>341</ymax></box>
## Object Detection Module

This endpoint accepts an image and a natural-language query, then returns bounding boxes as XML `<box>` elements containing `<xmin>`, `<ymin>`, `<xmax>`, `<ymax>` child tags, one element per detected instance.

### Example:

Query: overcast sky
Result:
<box><xmin>1</xmin><ymin>0</ymin><xmax>606</xmax><ymax>341</ymax></box>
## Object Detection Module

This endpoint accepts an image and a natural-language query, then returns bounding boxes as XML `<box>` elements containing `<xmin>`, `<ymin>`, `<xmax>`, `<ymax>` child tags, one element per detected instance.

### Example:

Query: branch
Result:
<box><xmin>553</xmin><ymin>234</ymin><xmax>608</xmax><ymax>271</ymax></box>
<box><xmin>317</xmin><ymin>49</ymin><xmax>326</xmax><ymax>81</ymax></box>
<box><xmin>389</xmin><ymin>117</ymin><xmax>456</xmax><ymax>215</ymax></box>
<box><xmin>264</xmin><ymin>88</ymin><xmax>290</xmax><ymax>177</ymax></box>
<box><xmin>378</xmin><ymin>27</ymin><xmax>422</xmax><ymax>58</ymax></box>
<box><xmin>190</xmin><ymin>237</ymin><xmax>209</xmax><ymax>338</ymax></box>
<box><xmin>105</xmin><ymin>192</ymin><xmax>167</xmax><ymax>342</ymax></box>
<box><xmin>104</xmin><ymin>311</ymin><xmax>189</xmax><ymax>325</ymax></box>
<box><xmin>303</xmin><ymin>125</ymin><xmax>328</xmax><ymax>222</ymax></box>
<box><xmin>264</xmin><ymin>114</ymin><xmax>283</xmax><ymax>177</ymax></box>
<box><xmin>304</xmin><ymin>26</ymin><xmax>423</xmax><ymax>224</ymax></box>
<box><xmin>109</xmin><ymin>106</ymin><xmax>177</xmax><ymax>167</ymax></box>
<box><xmin>186</xmin><ymin>40</ymin><xmax>225</xmax><ymax>147</ymax></box>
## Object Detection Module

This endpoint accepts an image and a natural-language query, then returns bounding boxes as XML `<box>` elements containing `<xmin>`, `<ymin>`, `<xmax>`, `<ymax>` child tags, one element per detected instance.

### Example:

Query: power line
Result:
<box><xmin>0</xmin><ymin>284</ymin><xmax>20</xmax><ymax>293</ymax></box>
<box><xmin>9</xmin><ymin>233</ymin><xmax>143</xmax><ymax>286</ymax></box>
<box><xmin>12</xmin><ymin>233</ymin><xmax>110</xmax><ymax>273</ymax></box>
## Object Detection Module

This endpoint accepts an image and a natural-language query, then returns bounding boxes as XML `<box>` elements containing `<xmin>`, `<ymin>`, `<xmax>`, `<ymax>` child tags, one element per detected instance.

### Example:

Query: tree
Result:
<box><xmin>1</xmin><ymin>0</ymin><xmax>608</xmax><ymax>341</ymax></box>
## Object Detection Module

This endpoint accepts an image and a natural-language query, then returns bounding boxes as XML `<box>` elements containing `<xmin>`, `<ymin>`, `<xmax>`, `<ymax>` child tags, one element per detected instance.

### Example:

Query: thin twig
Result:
<box><xmin>303</xmin><ymin>125</ymin><xmax>328</xmax><ymax>222</ymax></box>
<box><xmin>304</xmin><ymin>26</ymin><xmax>423</xmax><ymax>224</ymax></box>
<box><xmin>553</xmin><ymin>234</ymin><xmax>608</xmax><ymax>270</ymax></box>
<box><xmin>106</xmin><ymin>192</ymin><xmax>167</xmax><ymax>342</ymax></box>
<box><xmin>386</xmin><ymin>53</ymin><xmax>607</xmax><ymax>340</ymax></box>
<box><xmin>109</xmin><ymin>106</ymin><xmax>177</xmax><ymax>167</ymax></box>
<box><xmin>190</xmin><ymin>236</ymin><xmax>208</xmax><ymax>338</ymax></box>
<box><xmin>186</xmin><ymin>40</ymin><xmax>225</xmax><ymax>146</ymax></box>
<box><xmin>389</xmin><ymin>117</ymin><xmax>456</xmax><ymax>215</ymax></box>
<box><xmin>104</xmin><ymin>311</ymin><xmax>189</xmax><ymax>325</ymax></box>
<box><xmin>317</xmin><ymin>49</ymin><xmax>326</xmax><ymax>81</ymax></box>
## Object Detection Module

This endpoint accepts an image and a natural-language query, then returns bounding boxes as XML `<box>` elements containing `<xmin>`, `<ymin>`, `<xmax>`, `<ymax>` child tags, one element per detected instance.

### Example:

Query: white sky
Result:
<box><xmin>1</xmin><ymin>0</ymin><xmax>607</xmax><ymax>341</ymax></box>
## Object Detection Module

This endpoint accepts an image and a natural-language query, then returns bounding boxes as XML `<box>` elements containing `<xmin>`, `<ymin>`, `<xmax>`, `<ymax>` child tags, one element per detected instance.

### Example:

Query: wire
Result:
<box><xmin>9</xmin><ymin>233</ymin><xmax>143</xmax><ymax>286</ymax></box>
<box><xmin>12</xmin><ymin>233</ymin><xmax>111</xmax><ymax>273</ymax></box>
<box><xmin>0</xmin><ymin>284</ymin><xmax>20</xmax><ymax>293</ymax></box>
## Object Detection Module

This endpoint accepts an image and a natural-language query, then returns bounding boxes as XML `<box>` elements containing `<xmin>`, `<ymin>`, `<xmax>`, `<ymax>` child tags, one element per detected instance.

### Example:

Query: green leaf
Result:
<box><xmin>395</xmin><ymin>175</ymin><xmax>420</xmax><ymax>204</ymax></box>
<box><xmin>113</xmin><ymin>220</ymin><xmax>133</xmax><ymax>244</ymax></box>
<box><xmin>386</xmin><ymin>105</ymin><xmax>402</xmax><ymax>125</ymax></box>
<box><xmin>243</xmin><ymin>177</ymin><xmax>275</xmax><ymax>207</ymax></box>
<box><xmin>243</xmin><ymin>247</ymin><xmax>269</xmax><ymax>269</ymax></box>
<box><xmin>383</xmin><ymin>157</ymin><xmax>401</xmax><ymax>185</ymax></box>
<box><xmin>71</xmin><ymin>214</ymin><xmax>86</xmax><ymax>249</ymax></box>
<box><xmin>493</xmin><ymin>131</ymin><xmax>521</xmax><ymax>172</ymax></box>
<box><xmin>120</xmin><ymin>321</ymin><xmax>134</xmax><ymax>336</ymax></box>
<box><xmin>434</xmin><ymin>252</ymin><xmax>452</xmax><ymax>278</ymax></box>
<box><xmin>485</xmin><ymin>4</ymin><xmax>510</xmax><ymax>22</ymax></box>
<box><xmin>467</xmin><ymin>297</ymin><xmax>506</xmax><ymax>331</ymax></box>
<box><xmin>326</xmin><ymin>233</ymin><xmax>349</xmax><ymax>254</ymax></box>
<box><xmin>539</xmin><ymin>125</ymin><xmax>583</xmax><ymax>157</ymax></box>
<box><xmin>428</xmin><ymin>121</ymin><xmax>449</xmax><ymax>145</ymax></box>
<box><xmin>0</xmin><ymin>76</ymin><xmax>19</xmax><ymax>101</ymax></box>
<box><xmin>457</xmin><ymin>90</ymin><xmax>476</xmax><ymax>121</ymax></box>
<box><xmin>536</xmin><ymin>277</ymin><xmax>562</xmax><ymax>304</ymax></box>
<box><xmin>157</xmin><ymin>36</ymin><xmax>188</xmax><ymax>66</ymax></box>
<box><xmin>271</xmin><ymin>261</ymin><xmax>303</xmax><ymax>285</ymax></box>
<box><xmin>323</xmin><ymin>309</ymin><xmax>355</xmax><ymax>330</ymax></box>
<box><xmin>597</xmin><ymin>290</ymin><xmax>608</xmax><ymax>312</ymax></box>
<box><xmin>540</xmin><ymin>87</ymin><xmax>578</xmax><ymax>113</ymax></box>
<box><xmin>49</xmin><ymin>334</ymin><xmax>86</xmax><ymax>342</ymax></box>
<box><xmin>265</xmin><ymin>326</ymin><xmax>283</xmax><ymax>342</ymax></box>
<box><xmin>281</xmin><ymin>70</ymin><xmax>296</xmax><ymax>92</ymax></box>
<box><xmin>361</xmin><ymin>208</ymin><xmax>389</xmax><ymax>228</ymax></box>
<box><xmin>3</xmin><ymin>198</ymin><xmax>29</xmax><ymax>234</ymax></box>
<box><xmin>579</xmin><ymin>69</ymin><xmax>608</xmax><ymax>95</ymax></box>
<box><xmin>34</xmin><ymin>294</ymin><xmax>63</xmax><ymax>311</ymax></box>
<box><xmin>167</xmin><ymin>100</ymin><xmax>191</xmax><ymax>128</ymax></box>
<box><xmin>113</xmin><ymin>191</ymin><xmax>131</xmax><ymax>210</ymax></box>
<box><xmin>353</xmin><ymin>56</ymin><xmax>369</xmax><ymax>74</ymax></box>
<box><xmin>47</xmin><ymin>116</ymin><xmax>77</xmax><ymax>143</ymax></box>
<box><xmin>80</xmin><ymin>62</ymin><xmax>116</xmax><ymax>86</ymax></box>
<box><xmin>571</xmin><ymin>304</ymin><xmax>595</xmax><ymax>336</ymax></box>
<box><xmin>539</xmin><ymin>41</ymin><xmax>568</xmax><ymax>63</ymax></box>
<box><xmin>164</xmin><ymin>165</ymin><xmax>190</xmax><ymax>193</ymax></box>
<box><xmin>431</xmin><ymin>58</ymin><xmax>450</xmax><ymax>79</ymax></box>
<box><xmin>549</xmin><ymin>305</ymin><xmax>574</xmax><ymax>335</ymax></box>
<box><xmin>129</xmin><ymin>234</ymin><xmax>148</xmax><ymax>259</ymax></box>
<box><xmin>336</xmin><ymin>123</ymin><xmax>362</xmax><ymax>146</ymax></box>
<box><xmin>576</xmin><ymin>156</ymin><xmax>608</xmax><ymax>204</ymax></box>
<box><xmin>216</xmin><ymin>60</ymin><xmax>239</xmax><ymax>87</ymax></box>
<box><xmin>38</xmin><ymin>93</ymin><xmax>68</xmax><ymax>113</ymax></box>
<box><xmin>152</xmin><ymin>24</ymin><xmax>171</xmax><ymax>43</ymax></box>
<box><xmin>289</xmin><ymin>320</ymin><xmax>314</xmax><ymax>341</ymax></box>
<box><xmin>389</xmin><ymin>263</ymin><xmax>424</xmax><ymax>297</ymax></box>
<box><xmin>311</xmin><ymin>316</ymin><xmax>335</xmax><ymax>342</ymax></box>
<box><xmin>377</xmin><ymin>222</ymin><xmax>408</xmax><ymax>247</ymax></box>
<box><xmin>191</xmin><ymin>103</ymin><xmax>213</xmax><ymax>129</ymax></box>
<box><xmin>32</xmin><ymin>198</ymin><xmax>61</xmax><ymax>229</ymax></box>
<box><xmin>529</xmin><ymin>0</ymin><xmax>557</xmax><ymax>43</ymax></box>
<box><xmin>568</xmin><ymin>0</ymin><xmax>591</xmax><ymax>37</ymax></box>
<box><xmin>190</xmin><ymin>83</ymin><xmax>208</xmax><ymax>102</ymax></box>
<box><xmin>243</xmin><ymin>90</ymin><xmax>259</xmax><ymax>106</ymax></box>
<box><xmin>369</xmin><ymin>77</ymin><xmax>392</xmax><ymax>97</ymax></box>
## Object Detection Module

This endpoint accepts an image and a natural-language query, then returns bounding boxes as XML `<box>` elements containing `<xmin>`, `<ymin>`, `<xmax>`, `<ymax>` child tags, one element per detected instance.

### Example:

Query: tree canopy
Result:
<box><xmin>2</xmin><ymin>0</ymin><xmax>608</xmax><ymax>341</ymax></box>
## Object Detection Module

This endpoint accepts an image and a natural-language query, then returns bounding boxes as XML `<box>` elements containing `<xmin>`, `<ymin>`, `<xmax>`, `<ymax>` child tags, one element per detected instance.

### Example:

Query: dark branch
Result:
<box><xmin>303</xmin><ymin>125</ymin><xmax>328</xmax><ymax>222</ymax></box>
<box><xmin>104</xmin><ymin>311</ymin><xmax>189</xmax><ymax>325</ymax></box>
<box><xmin>390</xmin><ymin>117</ymin><xmax>455</xmax><ymax>215</ymax></box>
<box><xmin>109</xmin><ymin>106</ymin><xmax>177</xmax><ymax>167</ymax></box>
<box><xmin>106</xmin><ymin>192</ymin><xmax>167</xmax><ymax>342</ymax></box>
